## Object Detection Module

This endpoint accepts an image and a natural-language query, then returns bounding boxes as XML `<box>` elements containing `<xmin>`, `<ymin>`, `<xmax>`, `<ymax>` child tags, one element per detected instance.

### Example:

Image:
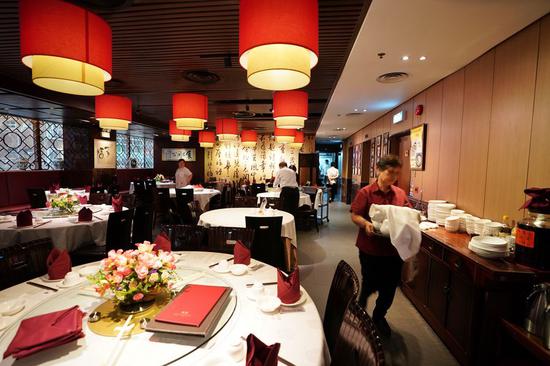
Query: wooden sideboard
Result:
<box><xmin>401</xmin><ymin>228</ymin><xmax>549</xmax><ymax>365</ymax></box>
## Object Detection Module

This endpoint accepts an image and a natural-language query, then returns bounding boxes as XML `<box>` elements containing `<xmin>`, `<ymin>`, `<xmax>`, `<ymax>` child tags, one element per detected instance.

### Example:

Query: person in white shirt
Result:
<box><xmin>175</xmin><ymin>159</ymin><xmax>193</xmax><ymax>188</ymax></box>
<box><xmin>273</xmin><ymin>162</ymin><xmax>298</xmax><ymax>188</ymax></box>
<box><xmin>327</xmin><ymin>162</ymin><xmax>339</xmax><ymax>202</ymax></box>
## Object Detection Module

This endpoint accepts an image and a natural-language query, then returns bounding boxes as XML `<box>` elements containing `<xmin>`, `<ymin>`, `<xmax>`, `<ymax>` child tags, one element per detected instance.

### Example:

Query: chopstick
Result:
<box><xmin>245</xmin><ymin>281</ymin><xmax>277</xmax><ymax>288</ymax></box>
<box><xmin>26</xmin><ymin>281</ymin><xmax>58</xmax><ymax>292</ymax></box>
<box><xmin>93</xmin><ymin>215</ymin><xmax>104</xmax><ymax>220</ymax></box>
<box><xmin>33</xmin><ymin>220</ymin><xmax>51</xmax><ymax>228</ymax></box>
<box><xmin>240</xmin><ymin>336</ymin><xmax>296</xmax><ymax>366</ymax></box>
<box><xmin>105</xmin><ymin>314</ymin><xmax>134</xmax><ymax>366</ymax></box>
<box><xmin>208</xmin><ymin>257</ymin><xmax>234</xmax><ymax>268</ymax></box>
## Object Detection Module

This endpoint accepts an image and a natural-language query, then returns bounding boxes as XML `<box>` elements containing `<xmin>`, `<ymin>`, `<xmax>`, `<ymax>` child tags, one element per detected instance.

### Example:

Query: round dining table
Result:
<box><xmin>256</xmin><ymin>191</ymin><xmax>312</xmax><ymax>208</ymax></box>
<box><xmin>0</xmin><ymin>252</ymin><xmax>329</xmax><ymax>365</ymax></box>
<box><xmin>197</xmin><ymin>208</ymin><xmax>297</xmax><ymax>247</ymax></box>
<box><xmin>0</xmin><ymin>204</ymin><xmax>116</xmax><ymax>251</ymax></box>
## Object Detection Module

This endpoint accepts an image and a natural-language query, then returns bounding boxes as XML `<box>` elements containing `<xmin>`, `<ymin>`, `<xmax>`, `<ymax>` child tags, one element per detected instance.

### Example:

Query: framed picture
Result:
<box><xmin>410</xmin><ymin>124</ymin><xmax>426</xmax><ymax>170</ymax></box>
<box><xmin>161</xmin><ymin>148</ymin><xmax>196</xmax><ymax>162</ymax></box>
<box><xmin>370</xmin><ymin>140</ymin><xmax>376</xmax><ymax>178</ymax></box>
<box><xmin>382</xmin><ymin>132</ymin><xmax>390</xmax><ymax>156</ymax></box>
<box><xmin>94</xmin><ymin>139</ymin><xmax>116</xmax><ymax>169</ymax></box>
<box><xmin>375</xmin><ymin>135</ymin><xmax>382</xmax><ymax>163</ymax></box>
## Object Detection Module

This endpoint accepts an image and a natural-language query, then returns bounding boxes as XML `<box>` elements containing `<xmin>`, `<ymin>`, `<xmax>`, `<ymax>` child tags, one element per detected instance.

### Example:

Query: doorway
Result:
<box><xmin>390</xmin><ymin>132</ymin><xmax>411</xmax><ymax>194</ymax></box>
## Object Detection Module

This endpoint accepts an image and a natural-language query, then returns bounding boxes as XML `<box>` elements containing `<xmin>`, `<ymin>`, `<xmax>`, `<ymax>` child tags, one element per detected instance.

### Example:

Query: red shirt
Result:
<box><xmin>350</xmin><ymin>182</ymin><xmax>411</xmax><ymax>256</ymax></box>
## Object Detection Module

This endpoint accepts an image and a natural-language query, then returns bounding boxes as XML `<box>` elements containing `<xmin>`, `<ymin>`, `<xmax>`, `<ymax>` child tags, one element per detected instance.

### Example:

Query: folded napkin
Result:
<box><xmin>49</xmin><ymin>183</ymin><xmax>60</xmax><ymax>194</ymax></box>
<box><xmin>78</xmin><ymin>195</ymin><xmax>88</xmax><ymax>205</ymax></box>
<box><xmin>84</xmin><ymin>185</ymin><xmax>91</xmax><ymax>193</ymax></box>
<box><xmin>46</xmin><ymin>248</ymin><xmax>72</xmax><ymax>280</ymax></box>
<box><xmin>154</xmin><ymin>232</ymin><xmax>171</xmax><ymax>252</ymax></box>
<box><xmin>3</xmin><ymin>305</ymin><xmax>85</xmax><ymax>360</ymax></box>
<box><xmin>277</xmin><ymin>267</ymin><xmax>301</xmax><ymax>304</ymax></box>
<box><xmin>234</xmin><ymin>240</ymin><xmax>251</xmax><ymax>265</ymax></box>
<box><xmin>78</xmin><ymin>207</ymin><xmax>92</xmax><ymax>222</ymax></box>
<box><xmin>111</xmin><ymin>194</ymin><xmax>123</xmax><ymax>212</ymax></box>
<box><xmin>16</xmin><ymin>210</ymin><xmax>33</xmax><ymax>227</ymax></box>
<box><xmin>246</xmin><ymin>334</ymin><xmax>280</xmax><ymax>366</ymax></box>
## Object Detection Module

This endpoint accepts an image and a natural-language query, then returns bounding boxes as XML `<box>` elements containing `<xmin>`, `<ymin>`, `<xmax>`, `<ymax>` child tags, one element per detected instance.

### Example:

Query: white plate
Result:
<box><xmin>40</xmin><ymin>275</ymin><xmax>64</xmax><ymax>283</ymax></box>
<box><xmin>257</xmin><ymin>295</ymin><xmax>281</xmax><ymax>313</ymax></box>
<box><xmin>57</xmin><ymin>278</ymin><xmax>87</xmax><ymax>288</ymax></box>
<box><xmin>211</xmin><ymin>264</ymin><xmax>231</xmax><ymax>273</ymax></box>
<box><xmin>281</xmin><ymin>290</ymin><xmax>307</xmax><ymax>307</ymax></box>
<box><xmin>78</xmin><ymin>266</ymin><xmax>99</xmax><ymax>277</ymax></box>
<box><xmin>230</xmin><ymin>264</ymin><xmax>248</xmax><ymax>276</ymax></box>
<box><xmin>0</xmin><ymin>216</ymin><xmax>13</xmax><ymax>223</ymax></box>
<box><xmin>0</xmin><ymin>299</ymin><xmax>25</xmax><ymax>316</ymax></box>
<box><xmin>0</xmin><ymin>318</ymin><xmax>10</xmax><ymax>331</ymax></box>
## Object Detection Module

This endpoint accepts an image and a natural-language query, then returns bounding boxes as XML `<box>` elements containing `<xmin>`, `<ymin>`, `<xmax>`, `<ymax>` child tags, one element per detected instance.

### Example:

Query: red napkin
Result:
<box><xmin>234</xmin><ymin>240</ymin><xmax>251</xmax><ymax>265</ymax></box>
<box><xmin>3</xmin><ymin>306</ymin><xmax>85</xmax><ymax>360</ymax></box>
<box><xmin>16</xmin><ymin>210</ymin><xmax>33</xmax><ymax>227</ymax></box>
<box><xmin>154</xmin><ymin>232</ymin><xmax>171</xmax><ymax>252</ymax></box>
<box><xmin>49</xmin><ymin>183</ymin><xmax>60</xmax><ymax>194</ymax></box>
<box><xmin>46</xmin><ymin>248</ymin><xmax>72</xmax><ymax>280</ymax></box>
<box><xmin>78</xmin><ymin>207</ymin><xmax>92</xmax><ymax>222</ymax></box>
<box><xmin>84</xmin><ymin>185</ymin><xmax>91</xmax><ymax>193</ymax></box>
<box><xmin>111</xmin><ymin>194</ymin><xmax>123</xmax><ymax>212</ymax></box>
<box><xmin>246</xmin><ymin>334</ymin><xmax>280</xmax><ymax>366</ymax></box>
<box><xmin>78</xmin><ymin>195</ymin><xmax>88</xmax><ymax>204</ymax></box>
<box><xmin>277</xmin><ymin>268</ymin><xmax>301</xmax><ymax>304</ymax></box>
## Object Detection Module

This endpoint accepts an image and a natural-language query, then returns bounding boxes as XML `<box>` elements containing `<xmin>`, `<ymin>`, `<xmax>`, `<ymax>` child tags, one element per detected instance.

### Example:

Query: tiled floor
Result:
<box><xmin>298</xmin><ymin>202</ymin><xmax>459</xmax><ymax>366</ymax></box>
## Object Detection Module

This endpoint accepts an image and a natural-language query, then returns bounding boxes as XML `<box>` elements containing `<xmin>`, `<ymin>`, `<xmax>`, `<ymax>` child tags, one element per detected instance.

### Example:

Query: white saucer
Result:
<box><xmin>211</xmin><ymin>265</ymin><xmax>230</xmax><ymax>274</ymax></box>
<box><xmin>257</xmin><ymin>295</ymin><xmax>281</xmax><ymax>313</ymax></box>
<box><xmin>0</xmin><ymin>317</ymin><xmax>10</xmax><ymax>331</ymax></box>
<box><xmin>57</xmin><ymin>278</ymin><xmax>87</xmax><ymax>289</ymax></box>
<box><xmin>230</xmin><ymin>264</ymin><xmax>248</xmax><ymax>276</ymax></box>
<box><xmin>78</xmin><ymin>266</ymin><xmax>99</xmax><ymax>277</ymax></box>
<box><xmin>246</xmin><ymin>287</ymin><xmax>265</xmax><ymax>301</ymax></box>
<box><xmin>40</xmin><ymin>275</ymin><xmax>64</xmax><ymax>283</ymax></box>
<box><xmin>0</xmin><ymin>299</ymin><xmax>25</xmax><ymax>316</ymax></box>
<box><xmin>281</xmin><ymin>290</ymin><xmax>307</xmax><ymax>307</ymax></box>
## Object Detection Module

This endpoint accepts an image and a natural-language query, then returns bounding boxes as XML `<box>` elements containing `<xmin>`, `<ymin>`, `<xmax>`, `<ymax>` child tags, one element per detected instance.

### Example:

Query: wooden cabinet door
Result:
<box><xmin>446</xmin><ymin>271</ymin><xmax>474</xmax><ymax>354</ymax></box>
<box><xmin>427</xmin><ymin>258</ymin><xmax>450</xmax><ymax>325</ymax></box>
<box><xmin>409</xmin><ymin>249</ymin><xmax>430</xmax><ymax>305</ymax></box>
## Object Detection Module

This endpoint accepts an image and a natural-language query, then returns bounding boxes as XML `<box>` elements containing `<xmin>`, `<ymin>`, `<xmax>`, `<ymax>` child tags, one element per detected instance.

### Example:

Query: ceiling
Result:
<box><xmin>317</xmin><ymin>0</ymin><xmax>550</xmax><ymax>141</ymax></box>
<box><xmin>0</xmin><ymin>0</ymin><xmax>368</xmax><ymax>136</ymax></box>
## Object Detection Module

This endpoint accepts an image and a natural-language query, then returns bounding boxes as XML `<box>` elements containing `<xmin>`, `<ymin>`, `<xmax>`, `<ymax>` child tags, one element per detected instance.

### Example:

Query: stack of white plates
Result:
<box><xmin>444</xmin><ymin>216</ymin><xmax>460</xmax><ymax>232</ymax></box>
<box><xmin>475</xmin><ymin>219</ymin><xmax>491</xmax><ymax>235</ymax></box>
<box><xmin>465</xmin><ymin>216</ymin><xmax>479</xmax><ymax>234</ymax></box>
<box><xmin>427</xmin><ymin>200</ymin><xmax>446</xmax><ymax>222</ymax></box>
<box><xmin>434</xmin><ymin>203</ymin><xmax>456</xmax><ymax>226</ymax></box>
<box><xmin>482</xmin><ymin>222</ymin><xmax>503</xmax><ymax>236</ymax></box>
<box><xmin>468</xmin><ymin>236</ymin><xmax>508</xmax><ymax>258</ymax></box>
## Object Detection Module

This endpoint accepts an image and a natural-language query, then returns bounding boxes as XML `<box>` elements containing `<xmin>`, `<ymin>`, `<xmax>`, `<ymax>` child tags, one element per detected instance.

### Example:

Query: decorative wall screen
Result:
<box><xmin>40</xmin><ymin>121</ymin><xmax>64</xmax><ymax>170</ymax></box>
<box><xmin>116</xmin><ymin>134</ymin><xmax>129</xmax><ymax>168</ymax></box>
<box><xmin>144</xmin><ymin>137</ymin><xmax>154</xmax><ymax>168</ymax></box>
<box><xmin>116</xmin><ymin>133</ymin><xmax>153</xmax><ymax>169</ymax></box>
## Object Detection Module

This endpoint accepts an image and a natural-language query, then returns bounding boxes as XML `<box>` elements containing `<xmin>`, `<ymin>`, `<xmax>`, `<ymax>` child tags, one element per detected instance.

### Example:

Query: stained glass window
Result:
<box><xmin>0</xmin><ymin>114</ymin><xmax>37</xmax><ymax>171</ymax></box>
<box><xmin>116</xmin><ymin>133</ymin><xmax>153</xmax><ymax>169</ymax></box>
<box><xmin>144</xmin><ymin>138</ymin><xmax>154</xmax><ymax>168</ymax></box>
<box><xmin>116</xmin><ymin>134</ymin><xmax>129</xmax><ymax>168</ymax></box>
<box><xmin>129</xmin><ymin>135</ymin><xmax>145</xmax><ymax>168</ymax></box>
<box><xmin>40</xmin><ymin>121</ymin><xmax>64</xmax><ymax>170</ymax></box>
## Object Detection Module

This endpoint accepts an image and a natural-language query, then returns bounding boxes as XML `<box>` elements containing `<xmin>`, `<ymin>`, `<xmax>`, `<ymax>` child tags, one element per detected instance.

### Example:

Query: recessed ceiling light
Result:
<box><xmin>419</xmin><ymin>56</ymin><xmax>427</xmax><ymax>61</ymax></box>
<box><xmin>362</xmin><ymin>109</ymin><xmax>367</xmax><ymax>112</ymax></box>
<box><xmin>402</xmin><ymin>55</ymin><xmax>409</xmax><ymax>61</ymax></box>
<box><xmin>334</xmin><ymin>127</ymin><xmax>346</xmax><ymax>131</ymax></box>
<box><xmin>354</xmin><ymin>109</ymin><xmax>358</xmax><ymax>112</ymax></box>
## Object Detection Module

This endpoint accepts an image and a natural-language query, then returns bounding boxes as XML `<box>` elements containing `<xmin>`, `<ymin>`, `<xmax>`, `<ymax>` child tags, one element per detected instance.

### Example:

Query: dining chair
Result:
<box><xmin>161</xmin><ymin>224</ymin><xmax>206</xmax><ymax>251</ymax></box>
<box><xmin>145</xmin><ymin>179</ymin><xmax>156</xmax><ymax>191</ymax></box>
<box><xmin>108</xmin><ymin>184</ymin><xmax>120</xmax><ymax>195</ymax></box>
<box><xmin>174</xmin><ymin>188</ymin><xmax>195</xmax><ymax>223</ymax></box>
<box><xmin>26</xmin><ymin>188</ymin><xmax>47</xmax><ymax>209</ymax></box>
<box><xmin>0</xmin><ymin>238</ymin><xmax>52</xmax><ymax>291</ymax></box>
<box><xmin>132</xmin><ymin>205</ymin><xmax>154</xmax><ymax>244</ymax></box>
<box><xmin>88</xmin><ymin>192</ymin><xmax>111</xmax><ymax>205</ymax></box>
<box><xmin>207</xmin><ymin>193</ymin><xmax>222</xmax><ymax>210</ymax></box>
<box><xmin>122</xmin><ymin>194</ymin><xmax>136</xmax><ymax>209</ymax></box>
<box><xmin>245</xmin><ymin>216</ymin><xmax>285</xmax><ymax>269</ymax></box>
<box><xmin>331</xmin><ymin>300</ymin><xmax>385</xmax><ymax>366</ymax></box>
<box><xmin>206</xmin><ymin>226</ymin><xmax>255</xmax><ymax>254</ymax></box>
<box><xmin>105</xmin><ymin>209</ymin><xmax>135</xmax><ymax>252</ymax></box>
<box><xmin>250</xmin><ymin>183</ymin><xmax>266</xmax><ymax>196</ymax></box>
<box><xmin>324</xmin><ymin>260</ymin><xmax>360</xmax><ymax>356</ymax></box>
<box><xmin>89</xmin><ymin>186</ymin><xmax>105</xmax><ymax>194</ymax></box>
<box><xmin>279</xmin><ymin>186</ymin><xmax>300</xmax><ymax>214</ymax></box>
<box><xmin>295</xmin><ymin>192</ymin><xmax>319</xmax><ymax>231</ymax></box>
<box><xmin>153</xmin><ymin>188</ymin><xmax>173</xmax><ymax>226</ymax></box>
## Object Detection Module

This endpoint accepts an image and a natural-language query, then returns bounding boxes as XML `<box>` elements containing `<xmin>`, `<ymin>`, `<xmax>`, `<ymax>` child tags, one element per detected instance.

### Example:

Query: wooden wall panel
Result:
<box><xmin>528</xmin><ymin>16</ymin><xmax>550</xmax><ymax>188</ymax></box>
<box><xmin>457</xmin><ymin>51</ymin><xmax>495</xmax><ymax>216</ymax></box>
<box><xmin>422</xmin><ymin>82</ymin><xmax>444</xmax><ymax>200</ymax></box>
<box><xmin>437</xmin><ymin>70</ymin><xmax>465</xmax><ymax>202</ymax></box>
<box><xmin>484</xmin><ymin>23</ymin><xmax>539</xmax><ymax>221</ymax></box>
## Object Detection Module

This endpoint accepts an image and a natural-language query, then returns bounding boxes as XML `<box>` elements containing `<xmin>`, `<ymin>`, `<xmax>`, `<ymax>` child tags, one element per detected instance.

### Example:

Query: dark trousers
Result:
<box><xmin>358</xmin><ymin>251</ymin><xmax>403</xmax><ymax>320</ymax></box>
<box><xmin>329</xmin><ymin>183</ymin><xmax>337</xmax><ymax>201</ymax></box>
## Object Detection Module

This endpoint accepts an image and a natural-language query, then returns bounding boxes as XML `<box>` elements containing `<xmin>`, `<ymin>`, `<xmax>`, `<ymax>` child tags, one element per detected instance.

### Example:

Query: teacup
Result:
<box><xmin>63</xmin><ymin>271</ymin><xmax>80</xmax><ymax>286</ymax></box>
<box><xmin>216</xmin><ymin>259</ymin><xmax>229</xmax><ymax>271</ymax></box>
<box><xmin>251</xmin><ymin>281</ymin><xmax>265</xmax><ymax>299</ymax></box>
<box><xmin>227</xmin><ymin>338</ymin><xmax>245</xmax><ymax>362</ymax></box>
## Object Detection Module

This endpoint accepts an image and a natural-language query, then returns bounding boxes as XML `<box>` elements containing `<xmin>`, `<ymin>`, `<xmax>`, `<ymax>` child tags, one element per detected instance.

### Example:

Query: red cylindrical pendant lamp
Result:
<box><xmin>241</xmin><ymin>130</ymin><xmax>257</xmax><ymax>147</ymax></box>
<box><xmin>19</xmin><ymin>0</ymin><xmax>112</xmax><ymax>96</ymax></box>
<box><xmin>172</xmin><ymin>93</ymin><xmax>208</xmax><ymax>130</ymax></box>
<box><xmin>169</xmin><ymin>120</ymin><xmax>192</xmax><ymax>142</ymax></box>
<box><xmin>95</xmin><ymin>95</ymin><xmax>131</xmax><ymax>131</ymax></box>
<box><xmin>199</xmin><ymin>130</ymin><xmax>216</xmax><ymax>148</ymax></box>
<box><xmin>289</xmin><ymin>130</ymin><xmax>305</xmax><ymax>149</ymax></box>
<box><xmin>274</xmin><ymin>127</ymin><xmax>295</xmax><ymax>144</ymax></box>
<box><xmin>239</xmin><ymin>0</ymin><xmax>319</xmax><ymax>91</ymax></box>
<box><xmin>216</xmin><ymin>118</ymin><xmax>239</xmax><ymax>142</ymax></box>
<box><xmin>273</xmin><ymin>91</ymin><xmax>308</xmax><ymax>129</ymax></box>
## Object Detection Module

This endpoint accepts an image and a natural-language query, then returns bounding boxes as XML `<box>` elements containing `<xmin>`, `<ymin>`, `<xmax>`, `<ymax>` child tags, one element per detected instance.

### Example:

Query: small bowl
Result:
<box><xmin>0</xmin><ymin>299</ymin><xmax>25</xmax><ymax>316</ymax></box>
<box><xmin>230</xmin><ymin>264</ymin><xmax>248</xmax><ymax>276</ymax></box>
<box><xmin>257</xmin><ymin>295</ymin><xmax>281</xmax><ymax>313</ymax></box>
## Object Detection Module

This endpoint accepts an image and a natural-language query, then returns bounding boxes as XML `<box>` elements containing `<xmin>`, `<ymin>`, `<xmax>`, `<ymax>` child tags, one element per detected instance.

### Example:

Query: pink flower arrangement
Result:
<box><xmin>89</xmin><ymin>241</ymin><xmax>177</xmax><ymax>304</ymax></box>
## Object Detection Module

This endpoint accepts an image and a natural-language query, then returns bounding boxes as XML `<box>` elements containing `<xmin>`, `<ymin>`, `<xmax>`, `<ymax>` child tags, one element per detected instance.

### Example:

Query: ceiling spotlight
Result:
<box><xmin>362</xmin><ymin>109</ymin><xmax>367</xmax><ymax>112</ymax></box>
<box><xmin>402</xmin><ymin>55</ymin><xmax>409</xmax><ymax>61</ymax></box>
<box><xmin>419</xmin><ymin>56</ymin><xmax>427</xmax><ymax>61</ymax></box>
<box><xmin>354</xmin><ymin>109</ymin><xmax>358</xmax><ymax>112</ymax></box>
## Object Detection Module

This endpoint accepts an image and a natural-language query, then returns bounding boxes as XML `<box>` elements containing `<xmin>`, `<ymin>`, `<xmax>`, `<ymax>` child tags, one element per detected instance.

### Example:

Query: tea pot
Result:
<box><xmin>524</xmin><ymin>283</ymin><xmax>549</xmax><ymax>337</ymax></box>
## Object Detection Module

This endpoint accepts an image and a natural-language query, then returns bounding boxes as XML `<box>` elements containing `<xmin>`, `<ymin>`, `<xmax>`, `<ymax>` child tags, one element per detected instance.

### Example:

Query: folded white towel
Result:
<box><xmin>369</xmin><ymin>204</ymin><xmax>422</xmax><ymax>260</ymax></box>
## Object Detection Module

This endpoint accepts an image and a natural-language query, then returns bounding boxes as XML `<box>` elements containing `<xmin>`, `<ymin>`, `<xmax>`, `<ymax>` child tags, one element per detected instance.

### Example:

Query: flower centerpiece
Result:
<box><xmin>49</xmin><ymin>194</ymin><xmax>78</xmax><ymax>214</ymax></box>
<box><xmin>89</xmin><ymin>242</ymin><xmax>177</xmax><ymax>313</ymax></box>
<box><xmin>154</xmin><ymin>174</ymin><xmax>165</xmax><ymax>182</ymax></box>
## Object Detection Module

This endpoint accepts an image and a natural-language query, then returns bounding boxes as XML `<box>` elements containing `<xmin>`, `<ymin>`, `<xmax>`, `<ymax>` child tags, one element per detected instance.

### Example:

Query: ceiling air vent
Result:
<box><xmin>345</xmin><ymin>112</ymin><xmax>363</xmax><ymax>117</ymax></box>
<box><xmin>183</xmin><ymin>70</ymin><xmax>220</xmax><ymax>85</ymax></box>
<box><xmin>376</xmin><ymin>72</ymin><xmax>409</xmax><ymax>84</ymax></box>
<box><xmin>233</xmin><ymin>110</ymin><xmax>257</xmax><ymax>119</ymax></box>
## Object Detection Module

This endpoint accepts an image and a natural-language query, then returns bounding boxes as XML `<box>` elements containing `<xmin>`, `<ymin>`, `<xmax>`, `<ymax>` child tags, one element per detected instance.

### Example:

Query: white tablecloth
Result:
<box><xmin>45</xmin><ymin>189</ymin><xmax>89</xmax><ymax>201</ymax></box>
<box><xmin>0</xmin><ymin>252</ymin><xmax>328</xmax><ymax>366</ymax></box>
<box><xmin>0</xmin><ymin>205</ymin><xmax>115</xmax><ymax>251</ymax></box>
<box><xmin>170</xmin><ymin>187</ymin><xmax>221</xmax><ymax>211</ymax></box>
<box><xmin>198</xmin><ymin>207</ymin><xmax>298</xmax><ymax>247</ymax></box>
<box><xmin>256</xmin><ymin>191</ymin><xmax>312</xmax><ymax>208</ymax></box>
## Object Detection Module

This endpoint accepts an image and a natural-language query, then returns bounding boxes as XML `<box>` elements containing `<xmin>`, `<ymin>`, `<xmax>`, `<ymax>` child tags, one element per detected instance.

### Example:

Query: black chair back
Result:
<box><xmin>175</xmin><ymin>188</ymin><xmax>194</xmax><ymax>205</ymax></box>
<box><xmin>331</xmin><ymin>301</ymin><xmax>385</xmax><ymax>366</ymax></box>
<box><xmin>208</xmin><ymin>193</ymin><xmax>222</xmax><ymax>211</ymax></box>
<box><xmin>145</xmin><ymin>179</ymin><xmax>155</xmax><ymax>190</ymax></box>
<box><xmin>27</xmin><ymin>188</ymin><xmax>47</xmax><ymax>208</ymax></box>
<box><xmin>133</xmin><ymin>180</ymin><xmax>145</xmax><ymax>193</ymax></box>
<box><xmin>279</xmin><ymin>186</ymin><xmax>299</xmax><ymax>214</ymax></box>
<box><xmin>132</xmin><ymin>206</ymin><xmax>154</xmax><ymax>244</ymax></box>
<box><xmin>108</xmin><ymin>184</ymin><xmax>120</xmax><ymax>195</ymax></box>
<box><xmin>162</xmin><ymin>225</ymin><xmax>206</xmax><ymax>251</ymax></box>
<box><xmin>206</xmin><ymin>227</ymin><xmax>255</xmax><ymax>254</ymax></box>
<box><xmin>245</xmin><ymin>216</ymin><xmax>285</xmax><ymax>269</ymax></box>
<box><xmin>250</xmin><ymin>183</ymin><xmax>266</xmax><ymax>196</ymax></box>
<box><xmin>324</xmin><ymin>260</ymin><xmax>360</xmax><ymax>356</ymax></box>
<box><xmin>90</xmin><ymin>186</ymin><xmax>104</xmax><ymax>194</ymax></box>
<box><xmin>0</xmin><ymin>238</ymin><xmax>52</xmax><ymax>290</ymax></box>
<box><xmin>89</xmin><ymin>192</ymin><xmax>111</xmax><ymax>205</ymax></box>
<box><xmin>105</xmin><ymin>209</ymin><xmax>134</xmax><ymax>252</ymax></box>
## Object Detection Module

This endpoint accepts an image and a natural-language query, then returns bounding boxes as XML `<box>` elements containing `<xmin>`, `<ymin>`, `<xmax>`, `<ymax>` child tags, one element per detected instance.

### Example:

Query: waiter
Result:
<box><xmin>326</xmin><ymin>162</ymin><xmax>339</xmax><ymax>202</ymax></box>
<box><xmin>175</xmin><ymin>158</ymin><xmax>193</xmax><ymax>188</ymax></box>
<box><xmin>350</xmin><ymin>154</ymin><xmax>411</xmax><ymax>338</ymax></box>
<box><xmin>273</xmin><ymin>162</ymin><xmax>298</xmax><ymax>188</ymax></box>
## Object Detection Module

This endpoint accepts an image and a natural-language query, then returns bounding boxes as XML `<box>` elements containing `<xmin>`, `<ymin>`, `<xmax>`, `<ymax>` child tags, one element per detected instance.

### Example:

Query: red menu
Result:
<box><xmin>155</xmin><ymin>284</ymin><xmax>227</xmax><ymax>327</ymax></box>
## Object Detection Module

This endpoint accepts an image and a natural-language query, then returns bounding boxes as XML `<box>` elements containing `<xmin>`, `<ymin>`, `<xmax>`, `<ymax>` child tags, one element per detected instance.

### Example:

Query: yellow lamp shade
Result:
<box><xmin>242</xmin><ymin>141</ymin><xmax>257</xmax><ymax>147</ymax></box>
<box><xmin>218</xmin><ymin>134</ymin><xmax>239</xmax><ymax>142</ymax></box>
<box><xmin>200</xmin><ymin>142</ymin><xmax>215</xmax><ymax>148</ymax></box>
<box><xmin>275</xmin><ymin>136</ymin><xmax>295</xmax><ymax>144</ymax></box>
<box><xmin>171</xmin><ymin>135</ymin><xmax>190</xmax><ymax>142</ymax></box>
<box><xmin>275</xmin><ymin>116</ymin><xmax>305</xmax><ymax>129</ymax></box>
<box><xmin>175</xmin><ymin>119</ymin><xmax>205</xmax><ymax>130</ymax></box>
<box><xmin>98</xmin><ymin>118</ymin><xmax>130</xmax><ymax>131</ymax></box>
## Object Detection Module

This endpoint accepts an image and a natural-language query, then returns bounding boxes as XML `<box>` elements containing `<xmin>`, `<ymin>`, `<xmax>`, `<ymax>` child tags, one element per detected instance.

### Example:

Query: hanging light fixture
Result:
<box><xmin>241</xmin><ymin>130</ymin><xmax>257</xmax><ymax>147</ymax></box>
<box><xmin>95</xmin><ymin>95</ymin><xmax>131</xmax><ymax>131</ymax></box>
<box><xmin>172</xmin><ymin>93</ymin><xmax>208</xmax><ymax>130</ymax></box>
<box><xmin>199</xmin><ymin>130</ymin><xmax>216</xmax><ymax>148</ymax></box>
<box><xmin>169</xmin><ymin>120</ymin><xmax>192</xmax><ymax>142</ymax></box>
<box><xmin>19</xmin><ymin>0</ymin><xmax>112</xmax><ymax>96</ymax></box>
<box><xmin>273</xmin><ymin>91</ymin><xmax>308</xmax><ymax>129</ymax></box>
<box><xmin>289</xmin><ymin>130</ymin><xmax>305</xmax><ymax>149</ymax></box>
<box><xmin>216</xmin><ymin>118</ymin><xmax>239</xmax><ymax>142</ymax></box>
<box><xmin>274</xmin><ymin>127</ymin><xmax>295</xmax><ymax>144</ymax></box>
<box><xmin>239</xmin><ymin>0</ymin><xmax>319</xmax><ymax>91</ymax></box>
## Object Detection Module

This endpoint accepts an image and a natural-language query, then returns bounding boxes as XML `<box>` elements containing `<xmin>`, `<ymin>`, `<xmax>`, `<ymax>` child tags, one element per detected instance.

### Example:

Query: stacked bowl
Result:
<box><xmin>444</xmin><ymin>216</ymin><xmax>460</xmax><ymax>232</ymax></box>
<box><xmin>468</xmin><ymin>236</ymin><xmax>508</xmax><ymax>258</ymax></box>
<box><xmin>450</xmin><ymin>209</ymin><xmax>466</xmax><ymax>232</ymax></box>
<box><xmin>475</xmin><ymin>219</ymin><xmax>491</xmax><ymax>235</ymax></box>
<box><xmin>465</xmin><ymin>216</ymin><xmax>479</xmax><ymax>234</ymax></box>
<box><xmin>434</xmin><ymin>203</ymin><xmax>456</xmax><ymax>225</ymax></box>
<box><xmin>427</xmin><ymin>200</ymin><xmax>447</xmax><ymax>222</ymax></box>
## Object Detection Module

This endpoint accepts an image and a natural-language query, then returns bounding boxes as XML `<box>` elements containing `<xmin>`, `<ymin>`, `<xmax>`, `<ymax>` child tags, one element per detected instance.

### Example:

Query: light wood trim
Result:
<box><xmin>411</xmin><ymin>92</ymin><xmax>427</xmax><ymax>199</ymax></box>
<box><xmin>422</xmin><ymin>82</ymin><xmax>444</xmax><ymax>200</ymax></box>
